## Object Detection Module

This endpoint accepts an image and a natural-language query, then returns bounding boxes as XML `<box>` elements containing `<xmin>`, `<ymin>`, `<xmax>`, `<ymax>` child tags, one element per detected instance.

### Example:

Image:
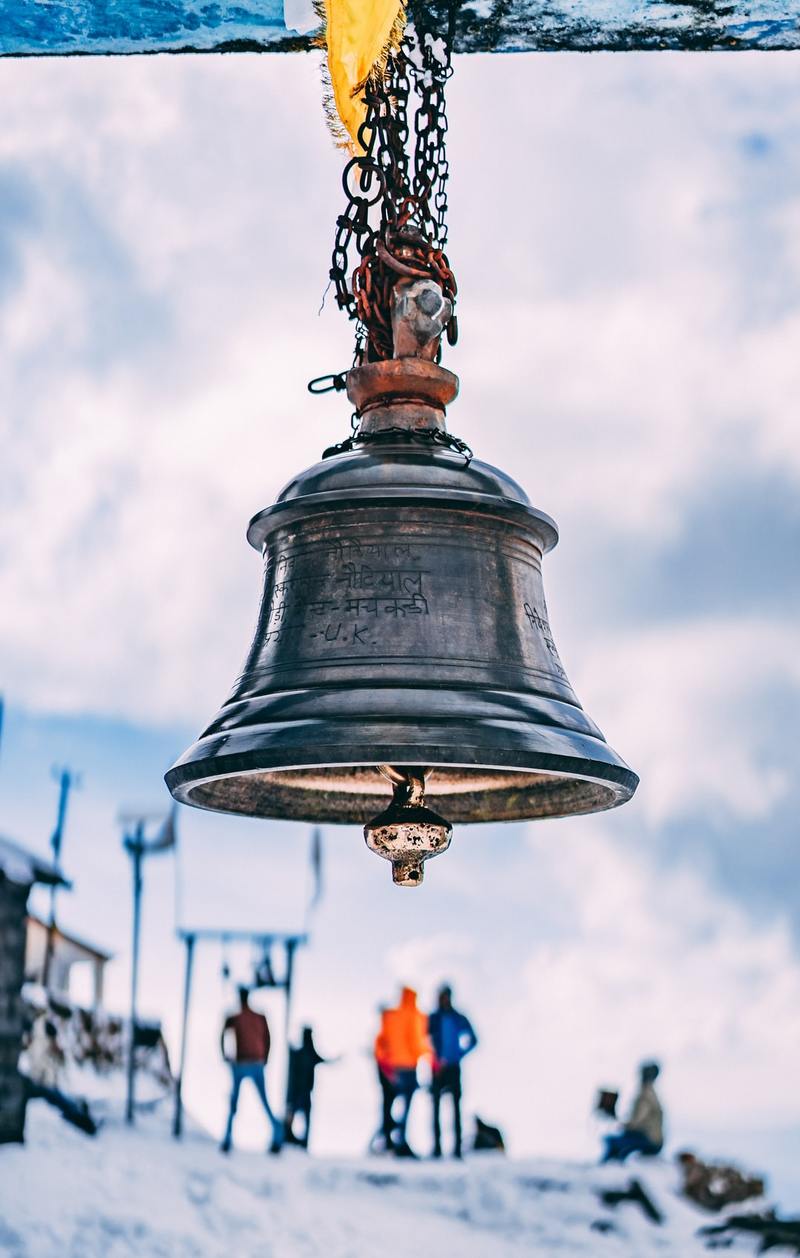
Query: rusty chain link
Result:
<box><xmin>329</xmin><ymin>2</ymin><xmax>460</xmax><ymax>364</ymax></box>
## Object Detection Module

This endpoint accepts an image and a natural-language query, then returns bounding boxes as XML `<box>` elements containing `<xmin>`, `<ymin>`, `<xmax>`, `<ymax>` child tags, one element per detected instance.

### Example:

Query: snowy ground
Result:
<box><xmin>0</xmin><ymin>1103</ymin><xmax>773</xmax><ymax>1257</ymax></box>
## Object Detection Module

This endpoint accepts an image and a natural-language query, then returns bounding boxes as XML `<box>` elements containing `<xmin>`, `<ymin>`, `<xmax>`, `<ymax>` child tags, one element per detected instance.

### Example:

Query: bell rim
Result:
<box><xmin>166</xmin><ymin>681</ymin><xmax>638</xmax><ymax>823</ymax></box>
<box><xmin>165</xmin><ymin>749</ymin><xmax>638</xmax><ymax>825</ymax></box>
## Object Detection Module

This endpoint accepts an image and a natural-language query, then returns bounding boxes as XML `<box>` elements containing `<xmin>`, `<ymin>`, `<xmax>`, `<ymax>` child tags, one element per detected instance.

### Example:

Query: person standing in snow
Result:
<box><xmin>601</xmin><ymin>1061</ymin><xmax>664</xmax><ymax>1163</ymax></box>
<box><xmin>284</xmin><ymin>1026</ymin><xmax>330</xmax><ymax>1149</ymax></box>
<box><xmin>370</xmin><ymin>1005</ymin><xmax>396</xmax><ymax>1153</ymax></box>
<box><xmin>428</xmin><ymin>984</ymin><xmax>478</xmax><ymax>1160</ymax></box>
<box><xmin>373</xmin><ymin>987</ymin><xmax>430</xmax><ymax>1157</ymax></box>
<box><xmin>220</xmin><ymin>987</ymin><xmax>282</xmax><ymax>1154</ymax></box>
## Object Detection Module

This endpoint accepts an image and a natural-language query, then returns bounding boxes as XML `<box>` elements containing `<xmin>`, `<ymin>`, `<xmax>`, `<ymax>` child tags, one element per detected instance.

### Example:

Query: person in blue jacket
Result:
<box><xmin>428</xmin><ymin>984</ymin><xmax>478</xmax><ymax>1159</ymax></box>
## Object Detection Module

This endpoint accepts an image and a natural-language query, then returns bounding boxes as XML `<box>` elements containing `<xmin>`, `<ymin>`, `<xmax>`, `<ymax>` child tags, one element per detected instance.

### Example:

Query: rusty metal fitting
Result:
<box><xmin>346</xmin><ymin>358</ymin><xmax>459</xmax><ymax>436</ymax></box>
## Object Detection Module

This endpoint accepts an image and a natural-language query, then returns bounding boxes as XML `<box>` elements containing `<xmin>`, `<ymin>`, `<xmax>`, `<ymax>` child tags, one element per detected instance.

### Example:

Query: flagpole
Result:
<box><xmin>125</xmin><ymin>820</ymin><xmax>146</xmax><ymax>1125</ymax></box>
<box><xmin>304</xmin><ymin>826</ymin><xmax>324</xmax><ymax>933</ymax></box>
<box><xmin>122</xmin><ymin>807</ymin><xmax>177</xmax><ymax>1126</ymax></box>
<box><xmin>42</xmin><ymin>767</ymin><xmax>79</xmax><ymax>990</ymax></box>
<box><xmin>172</xmin><ymin>931</ymin><xmax>195</xmax><ymax>1139</ymax></box>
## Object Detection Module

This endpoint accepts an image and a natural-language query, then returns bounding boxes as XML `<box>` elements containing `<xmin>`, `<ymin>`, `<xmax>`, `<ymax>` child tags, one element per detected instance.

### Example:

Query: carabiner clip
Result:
<box><xmin>308</xmin><ymin>372</ymin><xmax>348</xmax><ymax>395</ymax></box>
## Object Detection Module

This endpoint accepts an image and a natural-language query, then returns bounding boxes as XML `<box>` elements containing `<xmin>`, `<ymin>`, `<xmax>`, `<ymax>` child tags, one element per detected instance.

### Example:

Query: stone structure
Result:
<box><xmin>0</xmin><ymin>836</ymin><xmax>66</xmax><ymax>1144</ymax></box>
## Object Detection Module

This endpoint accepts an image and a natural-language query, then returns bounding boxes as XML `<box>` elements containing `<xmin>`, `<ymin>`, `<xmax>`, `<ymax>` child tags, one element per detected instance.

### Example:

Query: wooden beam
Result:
<box><xmin>0</xmin><ymin>0</ymin><xmax>797</xmax><ymax>56</ymax></box>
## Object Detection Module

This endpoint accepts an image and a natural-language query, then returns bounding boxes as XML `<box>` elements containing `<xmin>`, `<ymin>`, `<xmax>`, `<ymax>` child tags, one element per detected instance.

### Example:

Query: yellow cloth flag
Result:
<box><xmin>321</xmin><ymin>0</ymin><xmax>406</xmax><ymax>153</ymax></box>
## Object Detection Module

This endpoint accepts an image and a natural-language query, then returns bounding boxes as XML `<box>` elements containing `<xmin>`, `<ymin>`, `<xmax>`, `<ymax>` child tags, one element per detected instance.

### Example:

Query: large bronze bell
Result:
<box><xmin>166</xmin><ymin>318</ymin><xmax>638</xmax><ymax>884</ymax></box>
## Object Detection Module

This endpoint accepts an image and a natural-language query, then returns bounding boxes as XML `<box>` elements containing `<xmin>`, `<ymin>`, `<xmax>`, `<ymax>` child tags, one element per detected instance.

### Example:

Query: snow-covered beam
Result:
<box><xmin>0</xmin><ymin>0</ymin><xmax>797</xmax><ymax>56</ymax></box>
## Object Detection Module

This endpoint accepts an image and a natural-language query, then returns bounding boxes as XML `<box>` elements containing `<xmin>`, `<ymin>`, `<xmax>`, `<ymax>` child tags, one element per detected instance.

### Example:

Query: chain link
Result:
<box><xmin>329</xmin><ymin>2</ymin><xmax>459</xmax><ymax>364</ymax></box>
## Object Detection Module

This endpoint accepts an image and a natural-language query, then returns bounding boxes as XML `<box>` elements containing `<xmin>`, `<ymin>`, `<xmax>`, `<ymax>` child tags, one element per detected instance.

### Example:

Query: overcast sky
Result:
<box><xmin>1</xmin><ymin>49</ymin><xmax>799</xmax><ymax>1199</ymax></box>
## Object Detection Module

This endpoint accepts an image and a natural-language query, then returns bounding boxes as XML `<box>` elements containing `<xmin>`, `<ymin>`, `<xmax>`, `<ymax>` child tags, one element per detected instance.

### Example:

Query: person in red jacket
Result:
<box><xmin>220</xmin><ymin>987</ymin><xmax>282</xmax><ymax>1154</ymax></box>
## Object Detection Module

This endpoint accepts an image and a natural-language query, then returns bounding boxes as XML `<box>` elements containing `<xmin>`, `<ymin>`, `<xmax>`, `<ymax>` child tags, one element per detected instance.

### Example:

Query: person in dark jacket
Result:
<box><xmin>428</xmin><ymin>984</ymin><xmax>478</xmax><ymax>1159</ymax></box>
<box><xmin>220</xmin><ymin>987</ymin><xmax>282</xmax><ymax>1154</ymax></box>
<box><xmin>284</xmin><ymin>1026</ymin><xmax>328</xmax><ymax>1149</ymax></box>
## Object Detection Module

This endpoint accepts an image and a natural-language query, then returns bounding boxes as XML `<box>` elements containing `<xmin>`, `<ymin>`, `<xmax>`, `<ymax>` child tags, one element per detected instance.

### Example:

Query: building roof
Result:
<box><xmin>27</xmin><ymin>913</ymin><xmax>112</xmax><ymax>962</ymax></box>
<box><xmin>0</xmin><ymin>835</ymin><xmax>69</xmax><ymax>889</ymax></box>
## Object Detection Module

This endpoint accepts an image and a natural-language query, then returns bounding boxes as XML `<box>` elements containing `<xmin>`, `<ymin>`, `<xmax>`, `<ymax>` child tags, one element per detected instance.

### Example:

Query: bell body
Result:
<box><xmin>166</xmin><ymin>417</ymin><xmax>638</xmax><ymax>824</ymax></box>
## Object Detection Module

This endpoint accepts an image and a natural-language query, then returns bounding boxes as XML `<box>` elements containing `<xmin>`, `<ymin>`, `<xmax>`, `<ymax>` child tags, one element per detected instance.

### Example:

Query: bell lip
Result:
<box><xmin>247</xmin><ymin>490</ymin><xmax>559</xmax><ymax>553</ymax></box>
<box><xmin>165</xmin><ymin>751</ymin><xmax>639</xmax><ymax>824</ymax></box>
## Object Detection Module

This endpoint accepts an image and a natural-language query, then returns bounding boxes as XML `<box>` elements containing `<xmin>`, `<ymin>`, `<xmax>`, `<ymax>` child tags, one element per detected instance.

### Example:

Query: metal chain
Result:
<box><xmin>328</xmin><ymin>2</ymin><xmax>459</xmax><ymax>364</ymax></box>
<box><xmin>322</xmin><ymin>425</ymin><xmax>472</xmax><ymax>463</ymax></box>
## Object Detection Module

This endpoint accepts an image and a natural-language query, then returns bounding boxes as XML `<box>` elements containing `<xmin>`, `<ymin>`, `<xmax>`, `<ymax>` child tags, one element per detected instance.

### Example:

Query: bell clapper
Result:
<box><xmin>364</xmin><ymin>766</ymin><xmax>453</xmax><ymax>887</ymax></box>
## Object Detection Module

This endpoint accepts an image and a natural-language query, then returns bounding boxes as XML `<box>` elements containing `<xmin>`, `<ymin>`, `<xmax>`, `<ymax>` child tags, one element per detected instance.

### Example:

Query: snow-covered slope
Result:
<box><xmin>0</xmin><ymin>1105</ymin><xmax>769</xmax><ymax>1257</ymax></box>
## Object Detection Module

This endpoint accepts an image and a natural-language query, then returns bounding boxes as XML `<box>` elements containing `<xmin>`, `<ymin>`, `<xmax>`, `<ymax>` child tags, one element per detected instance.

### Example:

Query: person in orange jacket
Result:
<box><xmin>372</xmin><ymin>1006</ymin><xmax>395</xmax><ymax>1153</ymax></box>
<box><xmin>373</xmin><ymin>986</ymin><xmax>431</xmax><ymax>1157</ymax></box>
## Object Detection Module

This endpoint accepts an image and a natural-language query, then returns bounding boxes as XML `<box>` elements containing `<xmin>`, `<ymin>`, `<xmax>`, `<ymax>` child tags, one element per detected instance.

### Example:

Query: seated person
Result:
<box><xmin>601</xmin><ymin>1061</ymin><xmax>664</xmax><ymax>1163</ymax></box>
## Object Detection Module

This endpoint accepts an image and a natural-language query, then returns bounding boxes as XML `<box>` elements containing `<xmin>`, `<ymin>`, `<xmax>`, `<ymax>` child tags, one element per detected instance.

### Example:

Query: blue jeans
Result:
<box><xmin>392</xmin><ymin>1068</ymin><xmax>418</xmax><ymax>1146</ymax></box>
<box><xmin>222</xmin><ymin>1062</ymin><xmax>282</xmax><ymax>1151</ymax></box>
<box><xmin>602</xmin><ymin>1129</ymin><xmax>661</xmax><ymax>1163</ymax></box>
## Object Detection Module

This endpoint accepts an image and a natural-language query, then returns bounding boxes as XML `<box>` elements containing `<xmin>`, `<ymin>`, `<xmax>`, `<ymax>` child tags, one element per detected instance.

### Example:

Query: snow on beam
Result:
<box><xmin>0</xmin><ymin>0</ymin><xmax>798</xmax><ymax>56</ymax></box>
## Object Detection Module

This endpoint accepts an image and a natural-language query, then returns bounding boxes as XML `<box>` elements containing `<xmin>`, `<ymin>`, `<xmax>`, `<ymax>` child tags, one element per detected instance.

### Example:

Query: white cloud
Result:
<box><xmin>572</xmin><ymin>616</ymin><xmax>800</xmax><ymax>826</ymax></box>
<box><xmin>0</xmin><ymin>57</ymin><xmax>798</xmax><ymax>825</ymax></box>
<box><xmin>448</xmin><ymin>53</ymin><xmax>800</xmax><ymax>538</ymax></box>
<box><xmin>511</xmin><ymin>823</ymin><xmax>800</xmax><ymax>1148</ymax></box>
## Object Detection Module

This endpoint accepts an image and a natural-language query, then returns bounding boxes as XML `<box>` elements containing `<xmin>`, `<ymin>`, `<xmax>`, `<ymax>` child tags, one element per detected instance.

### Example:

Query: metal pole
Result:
<box><xmin>125</xmin><ymin>821</ymin><xmax>144</xmax><ymax>1126</ymax></box>
<box><xmin>42</xmin><ymin>768</ymin><xmax>75</xmax><ymax>990</ymax></box>
<box><xmin>281</xmin><ymin>938</ymin><xmax>298</xmax><ymax>1138</ymax></box>
<box><xmin>172</xmin><ymin>933</ymin><xmax>195</xmax><ymax>1139</ymax></box>
<box><xmin>283</xmin><ymin>938</ymin><xmax>297</xmax><ymax>1045</ymax></box>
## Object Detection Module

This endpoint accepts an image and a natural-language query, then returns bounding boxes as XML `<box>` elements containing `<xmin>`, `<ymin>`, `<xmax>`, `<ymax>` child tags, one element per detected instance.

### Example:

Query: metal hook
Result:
<box><xmin>307</xmin><ymin>372</ymin><xmax>348</xmax><ymax>395</ymax></box>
